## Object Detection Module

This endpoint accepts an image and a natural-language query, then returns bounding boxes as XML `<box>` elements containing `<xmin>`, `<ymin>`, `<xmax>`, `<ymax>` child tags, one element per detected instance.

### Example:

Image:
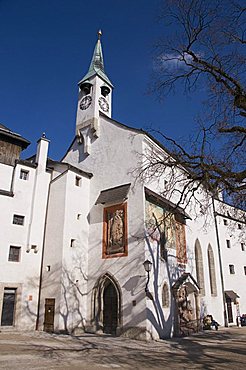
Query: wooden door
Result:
<box><xmin>226</xmin><ymin>298</ymin><xmax>233</xmax><ymax>323</ymax></box>
<box><xmin>1</xmin><ymin>288</ymin><xmax>16</xmax><ymax>326</ymax></box>
<box><xmin>103</xmin><ymin>282</ymin><xmax>118</xmax><ymax>335</ymax></box>
<box><xmin>43</xmin><ymin>298</ymin><xmax>55</xmax><ymax>332</ymax></box>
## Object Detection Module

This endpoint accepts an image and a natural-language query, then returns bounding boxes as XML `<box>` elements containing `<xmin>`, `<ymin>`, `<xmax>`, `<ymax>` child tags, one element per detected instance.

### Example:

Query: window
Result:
<box><xmin>70</xmin><ymin>239</ymin><xmax>76</xmax><ymax>247</ymax></box>
<box><xmin>77</xmin><ymin>214</ymin><xmax>81</xmax><ymax>220</ymax></box>
<box><xmin>207</xmin><ymin>244</ymin><xmax>217</xmax><ymax>296</ymax></box>
<box><xmin>238</xmin><ymin>224</ymin><xmax>242</xmax><ymax>230</ymax></box>
<box><xmin>20</xmin><ymin>169</ymin><xmax>29</xmax><ymax>180</ymax></box>
<box><xmin>241</xmin><ymin>243</ymin><xmax>245</xmax><ymax>251</ymax></box>
<box><xmin>31</xmin><ymin>245</ymin><xmax>38</xmax><ymax>253</ymax></box>
<box><xmin>162</xmin><ymin>282</ymin><xmax>169</xmax><ymax>308</ymax></box>
<box><xmin>103</xmin><ymin>203</ymin><xmax>128</xmax><ymax>258</ymax></box>
<box><xmin>223</xmin><ymin>219</ymin><xmax>228</xmax><ymax>226</ymax></box>
<box><xmin>229</xmin><ymin>264</ymin><xmax>235</xmax><ymax>274</ymax></box>
<box><xmin>8</xmin><ymin>246</ymin><xmax>21</xmax><ymax>262</ymax></box>
<box><xmin>12</xmin><ymin>214</ymin><xmax>25</xmax><ymax>226</ymax></box>
<box><xmin>195</xmin><ymin>239</ymin><xmax>205</xmax><ymax>296</ymax></box>
<box><xmin>75</xmin><ymin>176</ymin><xmax>81</xmax><ymax>187</ymax></box>
<box><xmin>226</xmin><ymin>239</ymin><xmax>231</xmax><ymax>248</ymax></box>
<box><xmin>244</xmin><ymin>266</ymin><xmax>246</xmax><ymax>275</ymax></box>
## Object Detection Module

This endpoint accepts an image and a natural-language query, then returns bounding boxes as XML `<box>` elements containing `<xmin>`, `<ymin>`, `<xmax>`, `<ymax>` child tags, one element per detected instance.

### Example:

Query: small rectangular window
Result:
<box><xmin>77</xmin><ymin>214</ymin><xmax>81</xmax><ymax>220</ymax></box>
<box><xmin>241</xmin><ymin>243</ymin><xmax>245</xmax><ymax>251</ymax></box>
<box><xmin>223</xmin><ymin>219</ymin><xmax>228</xmax><ymax>226</ymax></box>
<box><xmin>75</xmin><ymin>176</ymin><xmax>81</xmax><ymax>187</ymax></box>
<box><xmin>238</xmin><ymin>224</ymin><xmax>242</xmax><ymax>230</ymax></box>
<box><xmin>244</xmin><ymin>266</ymin><xmax>246</xmax><ymax>275</ymax></box>
<box><xmin>20</xmin><ymin>169</ymin><xmax>29</xmax><ymax>180</ymax></box>
<box><xmin>229</xmin><ymin>264</ymin><xmax>235</xmax><ymax>274</ymax></box>
<box><xmin>31</xmin><ymin>245</ymin><xmax>38</xmax><ymax>253</ymax></box>
<box><xmin>226</xmin><ymin>239</ymin><xmax>231</xmax><ymax>248</ymax></box>
<box><xmin>13</xmin><ymin>214</ymin><xmax>25</xmax><ymax>225</ymax></box>
<box><xmin>70</xmin><ymin>239</ymin><xmax>76</xmax><ymax>247</ymax></box>
<box><xmin>8</xmin><ymin>246</ymin><xmax>21</xmax><ymax>262</ymax></box>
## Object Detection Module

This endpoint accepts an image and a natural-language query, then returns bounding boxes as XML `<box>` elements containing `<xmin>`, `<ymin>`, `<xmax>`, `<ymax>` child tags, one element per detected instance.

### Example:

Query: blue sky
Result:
<box><xmin>0</xmin><ymin>0</ymin><xmax>201</xmax><ymax>160</ymax></box>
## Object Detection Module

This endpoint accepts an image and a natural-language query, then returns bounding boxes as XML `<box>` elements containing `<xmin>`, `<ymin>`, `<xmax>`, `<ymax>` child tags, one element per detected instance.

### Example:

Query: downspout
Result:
<box><xmin>35</xmin><ymin>178</ymin><xmax>52</xmax><ymax>330</ymax></box>
<box><xmin>212</xmin><ymin>197</ymin><xmax>228</xmax><ymax>327</ymax></box>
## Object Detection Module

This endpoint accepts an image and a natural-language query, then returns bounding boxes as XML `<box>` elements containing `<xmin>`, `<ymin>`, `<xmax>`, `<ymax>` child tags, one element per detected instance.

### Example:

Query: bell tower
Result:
<box><xmin>76</xmin><ymin>30</ymin><xmax>113</xmax><ymax>146</ymax></box>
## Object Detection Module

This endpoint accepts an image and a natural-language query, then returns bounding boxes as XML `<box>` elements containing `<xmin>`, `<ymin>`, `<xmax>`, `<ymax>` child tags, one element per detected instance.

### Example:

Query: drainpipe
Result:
<box><xmin>212</xmin><ymin>197</ymin><xmax>228</xmax><ymax>327</ymax></box>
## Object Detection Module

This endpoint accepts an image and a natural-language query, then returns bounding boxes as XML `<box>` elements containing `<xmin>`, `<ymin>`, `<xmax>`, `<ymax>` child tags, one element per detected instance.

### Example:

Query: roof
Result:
<box><xmin>47</xmin><ymin>158</ymin><xmax>93</xmax><ymax>179</ymax></box>
<box><xmin>225</xmin><ymin>290</ymin><xmax>239</xmax><ymax>301</ymax></box>
<box><xmin>0</xmin><ymin>123</ymin><xmax>30</xmax><ymax>149</ymax></box>
<box><xmin>172</xmin><ymin>273</ymin><xmax>200</xmax><ymax>291</ymax></box>
<box><xmin>96</xmin><ymin>183</ymin><xmax>131</xmax><ymax>205</ymax></box>
<box><xmin>62</xmin><ymin>112</ymin><xmax>173</xmax><ymax>162</ymax></box>
<box><xmin>145</xmin><ymin>187</ymin><xmax>191</xmax><ymax>220</ymax></box>
<box><xmin>78</xmin><ymin>36</ymin><xmax>113</xmax><ymax>88</ymax></box>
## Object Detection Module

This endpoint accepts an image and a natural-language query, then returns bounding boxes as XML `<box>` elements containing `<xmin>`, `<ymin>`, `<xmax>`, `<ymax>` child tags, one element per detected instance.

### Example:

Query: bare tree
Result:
<box><xmin>149</xmin><ymin>0</ymin><xmax>246</xmax><ymax>209</ymax></box>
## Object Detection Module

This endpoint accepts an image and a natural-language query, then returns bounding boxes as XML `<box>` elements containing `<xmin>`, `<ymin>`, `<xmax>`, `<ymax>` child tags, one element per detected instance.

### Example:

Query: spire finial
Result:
<box><xmin>97</xmin><ymin>29</ymin><xmax>102</xmax><ymax>40</ymax></box>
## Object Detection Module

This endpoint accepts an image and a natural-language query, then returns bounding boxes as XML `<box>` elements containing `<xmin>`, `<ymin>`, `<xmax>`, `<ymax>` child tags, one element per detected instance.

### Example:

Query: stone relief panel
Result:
<box><xmin>103</xmin><ymin>203</ymin><xmax>128</xmax><ymax>258</ymax></box>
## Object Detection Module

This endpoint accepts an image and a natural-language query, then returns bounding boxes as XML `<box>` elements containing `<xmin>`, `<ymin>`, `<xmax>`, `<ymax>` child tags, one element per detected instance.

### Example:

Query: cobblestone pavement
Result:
<box><xmin>0</xmin><ymin>326</ymin><xmax>246</xmax><ymax>369</ymax></box>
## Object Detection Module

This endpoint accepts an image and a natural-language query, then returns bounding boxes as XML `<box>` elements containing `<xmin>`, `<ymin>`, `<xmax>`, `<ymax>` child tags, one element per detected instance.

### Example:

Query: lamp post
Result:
<box><xmin>143</xmin><ymin>259</ymin><xmax>152</xmax><ymax>293</ymax></box>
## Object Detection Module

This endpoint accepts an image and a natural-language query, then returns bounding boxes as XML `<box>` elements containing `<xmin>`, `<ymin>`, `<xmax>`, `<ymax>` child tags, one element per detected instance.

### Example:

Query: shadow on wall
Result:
<box><xmin>60</xmin><ymin>261</ymin><xmax>88</xmax><ymax>334</ymax></box>
<box><xmin>25</xmin><ymin>249</ymin><xmax>89</xmax><ymax>334</ymax></box>
<box><xmin>145</xmin><ymin>235</ymin><xmax>180</xmax><ymax>339</ymax></box>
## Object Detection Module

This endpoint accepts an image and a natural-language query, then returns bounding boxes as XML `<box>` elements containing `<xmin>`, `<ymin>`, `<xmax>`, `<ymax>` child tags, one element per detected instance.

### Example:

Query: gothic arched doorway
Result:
<box><xmin>103</xmin><ymin>280</ymin><xmax>118</xmax><ymax>334</ymax></box>
<box><xmin>92</xmin><ymin>273</ymin><xmax>122</xmax><ymax>335</ymax></box>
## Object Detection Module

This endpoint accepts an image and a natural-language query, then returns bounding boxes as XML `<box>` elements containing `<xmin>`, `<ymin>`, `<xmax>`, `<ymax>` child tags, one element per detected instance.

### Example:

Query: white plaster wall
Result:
<box><xmin>0</xmin><ymin>163</ymin><xmax>13</xmax><ymax>191</ymax></box>
<box><xmin>64</xmin><ymin>116</ymin><xmax>147</xmax><ymax>336</ymax></box>
<box><xmin>39</xmin><ymin>171</ymin><xmax>67</xmax><ymax>331</ymax></box>
<box><xmin>60</xmin><ymin>170</ymin><xmax>90</xmax><ymax>332</ymax></box>
<box><xmin>141</xmin><ymin>139</ymin><xmax>224</xmax><ymax>338</ymax></box>
<box><xmin>215</xmin><ymin>202</ymin><xmax>246</xmax><ymax>322</ymax></box>
<box><xmin>0</xmin><ymin>159</ymin><xmax>50</xmax><ymax>329</ymax></box>
<box><xmin>40</xmin><ymin>169</ymin><xmax>90</xmax><ymax>333</ymax></box>
<box><xmin>185</xmin><ymin>210</ymin><xmax>224</xmax><ymax>326</ymax></box>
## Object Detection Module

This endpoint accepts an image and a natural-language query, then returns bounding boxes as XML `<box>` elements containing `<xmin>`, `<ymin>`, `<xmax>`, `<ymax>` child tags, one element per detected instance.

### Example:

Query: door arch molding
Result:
<box><xmin>91</xmin><ymin>272</ymin><xmax>122</xmax><ymax>334</ymax></box>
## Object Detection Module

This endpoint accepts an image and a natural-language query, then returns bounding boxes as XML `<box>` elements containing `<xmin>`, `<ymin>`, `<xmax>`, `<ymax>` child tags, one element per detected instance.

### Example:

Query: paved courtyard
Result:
<box><xmin>0</xmin><ymin>326</ymin><xmax>246</xmax><ymax>369</ymax></box>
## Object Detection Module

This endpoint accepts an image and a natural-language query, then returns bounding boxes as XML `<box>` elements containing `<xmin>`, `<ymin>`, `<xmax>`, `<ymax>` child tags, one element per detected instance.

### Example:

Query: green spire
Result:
<box><xmin>79</xmin><ymin>30</ymin><xmax>113</xmax><ymax>87</ymax></box>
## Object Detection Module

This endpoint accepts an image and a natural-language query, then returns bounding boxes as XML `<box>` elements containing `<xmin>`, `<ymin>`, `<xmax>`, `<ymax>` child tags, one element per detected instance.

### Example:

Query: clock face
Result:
<box><xmin>98</xmin><ymin>97</ymin><xmax>109</xmax><ymax>113</ymax></box>
<box><xmin>80</xmin><ymin>95</ymin><xmax>92</xmax><ymax>110</ymax></box>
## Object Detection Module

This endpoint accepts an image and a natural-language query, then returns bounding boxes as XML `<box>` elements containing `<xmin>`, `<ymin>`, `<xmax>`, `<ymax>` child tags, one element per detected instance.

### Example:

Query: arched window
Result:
<box><xmin>207</xmin><ymin>244</ymin><xmax>217</xmax><ymax>296</ymax></box>
<box><xmin>162</xmin><ymin>282</ymin><xmax>169</xmax><ymax>308</ymax></box>
<box><xmin>195</xmin><ymin>239</ymin><xmax>205</xmax><ymax>296</ymax></box>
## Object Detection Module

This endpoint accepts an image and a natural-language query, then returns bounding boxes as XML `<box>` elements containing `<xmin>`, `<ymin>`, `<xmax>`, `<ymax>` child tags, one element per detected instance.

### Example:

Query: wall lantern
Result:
<box><xmin>143</xmin><ymin>259</ymin><xmax>152</xmax><ymax>293</ymax></box>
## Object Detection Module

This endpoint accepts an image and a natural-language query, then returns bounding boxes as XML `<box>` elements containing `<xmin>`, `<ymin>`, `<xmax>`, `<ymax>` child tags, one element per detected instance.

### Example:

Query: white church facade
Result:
<box><xmin>0</xmin><ymin>34</ymin><xmax>245</xmax><ymax>340</ymax></box>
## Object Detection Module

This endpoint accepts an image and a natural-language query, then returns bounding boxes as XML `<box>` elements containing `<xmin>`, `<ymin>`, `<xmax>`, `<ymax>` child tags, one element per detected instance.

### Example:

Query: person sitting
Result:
<box><xmin>203</xmin><ymin>315</ymin><xmax>219</xmax><ymax>330</ymax></box>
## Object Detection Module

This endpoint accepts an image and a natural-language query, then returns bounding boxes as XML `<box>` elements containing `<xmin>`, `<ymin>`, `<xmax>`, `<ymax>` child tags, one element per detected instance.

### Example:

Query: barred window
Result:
<box><xmin>8</xmin><ymin>246</ymin><xmax>21</xmax><ymax>262</ymax></box>
<box><xmin>229</xmin><ymin>264</ymin><xmax>235</xmax><ymax>274</ymax></box>
<box><xmin>20</xmin><ymin>169</ymin><xmax>29</xmax><ymax>180</ymax></box>
<box><xmin>13</xmin><ymin>214</ymin><xmax>25</xmax><ymax>225</ymax></box>
<box><xmin>75</xmin><ymin>176</ymin><xmax>81</xmax><ymax>187</ymax></box>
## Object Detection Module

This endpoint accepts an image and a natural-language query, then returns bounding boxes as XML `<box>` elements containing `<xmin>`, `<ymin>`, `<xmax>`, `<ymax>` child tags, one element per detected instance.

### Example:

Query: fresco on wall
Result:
<box><xmin>145</xmin><ymin>200</ymin><xmax>187</xmax><ymax>263</ymax></box>
<box><xmin>145</xmin><ymin>200</ymin><xmax>176</xmax><ymax>249</ymax></box>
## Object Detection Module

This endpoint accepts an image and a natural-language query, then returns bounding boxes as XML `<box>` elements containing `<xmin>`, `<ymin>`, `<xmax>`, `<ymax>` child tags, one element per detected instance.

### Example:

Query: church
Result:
<box><xmin>0</xmin><ymin>33</ymin><xmax>245</xmax><ymax>340</ymax></box>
